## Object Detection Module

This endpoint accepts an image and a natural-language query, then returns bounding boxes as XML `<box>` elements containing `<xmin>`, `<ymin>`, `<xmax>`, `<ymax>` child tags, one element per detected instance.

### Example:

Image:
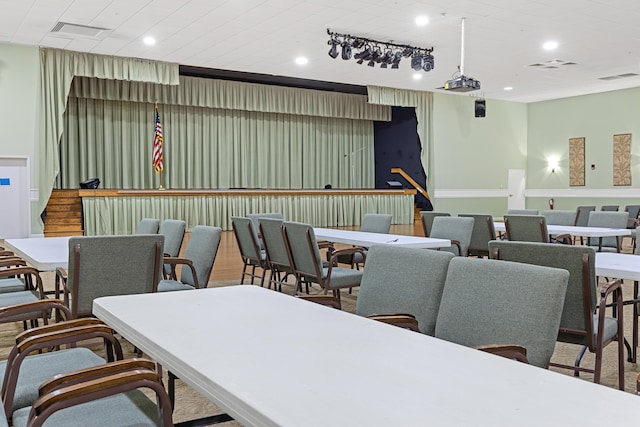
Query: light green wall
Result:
<box><xmin>0</xmin><ymin>43</ymin><xmax>41</xmax><ymax>235</ymax></box>
<box><xmin>528</xmin><ymin>87</ymin><xmax>640</xmax><ymax>189</ymax></box>
<box><xmin>430</xmin><ymin>92</ymin><xmax>528</xmax><ymax>216</ymax></box>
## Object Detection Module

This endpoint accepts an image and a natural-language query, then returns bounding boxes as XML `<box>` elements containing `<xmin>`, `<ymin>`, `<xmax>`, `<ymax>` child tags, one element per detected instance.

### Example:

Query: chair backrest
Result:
<box><xmin>503</xmin><ymin>215</ymin><xmax>549</xmax><ymax>242</ymax></box>
<box><xmin>624</xmin><ymin>205</ymin><xmax>640</xmax><ymax>229</ymax></box>
<box><xmin>360</xmin><ymin>214</ymin><xmax>392</xmax><ymax>234</ymax></box>
<box><xmin>178</xmin><ymin>225</ymin><xmax>222</xmax><ymax>288</ymax></box>
<box><xmin>574</xmin><ymin>206</ymin><xmax>595</xmax><ymax>226</ymax></box>
<box><xmin>158</xmin><ymin>219</ymin><xmax>186</xmax><ymax>257</ymax></box>
<box><xmin>435</xmin><ymin>257</ymin><xmax>569</xmax><ymax>368</ymax></box>
<box><xmin>356</xmin><ymin>246</ymin><xmax>454</xmax><ymax>335</ymax></box>
<box><xmin>420</xmin><ymin>211</ymin><xmax>450</xmax><ymax>237</ymax></box>
<box><xmin>586</xmin><ymin>211</ymin><xmax>628</xmax><ymax>250</ymax></box>
<box><xmin>488</xmin><ymin>240</ymin><xmax>597</xmax><ymax>349</ymax></box>
<box><xmin>506</xmin><ymin>209</ymin><xmax>539</xmax><ymax>215</ymax></box>
<box><xmin>247</xmin><ymin>213</ymin><xmax>284</xmax><ymax>249</ymax></box>
<box><xmin>67</xmin><ymin>235</ymin><xmax>164</xmax><ymax>317</ymax></box>
<box><xmin>259</xmin><ymin>218</ymin><xmax>290</xmax><ymax>272</ymax></box>
<box><xmin>231</xmin><ymin>216</ymin><xmax>262</xmax><ymax>262</ymax></box>
<box><xmin>541</xmin><ymin>210</ymin><xmax>576</xmax><ymax>226</ymax></box>
<box><xmin>281</xmin><ymin>221</ymin><xmax>323</xmax><ymax>279</ymax></box>
<box><xmin>135</xmin><ymin>218</ymin><xmax>160</xmax><ymax>234</ymax></box>
<box><xmin>601</xmin><ymin>205</ymin><xmax>619</xmax><ymax>211</ymax></box>
<box><xmin>458</xmin><ymin>214</ymin><xmax>496</xmax><ymax>257</ymax></box>
<box><xmin>429</xmin><ymin>217</ymin><xmax>474</xmax><ymax>256</ymax></box>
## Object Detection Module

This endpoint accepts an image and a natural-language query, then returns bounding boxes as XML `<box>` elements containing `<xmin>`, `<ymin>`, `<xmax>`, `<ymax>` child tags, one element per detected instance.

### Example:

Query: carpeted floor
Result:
<box><xmin>2</xmin><ymin>234</ymin><xmax>640</xmax><ymax>425</ymax></box>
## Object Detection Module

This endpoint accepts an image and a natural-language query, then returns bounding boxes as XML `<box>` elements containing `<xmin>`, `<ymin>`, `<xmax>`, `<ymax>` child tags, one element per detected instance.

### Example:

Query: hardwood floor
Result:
<box><xmin>206</xmin><ymin>223</ymin><xmax>423</xmax><ymax>285</ymax></box>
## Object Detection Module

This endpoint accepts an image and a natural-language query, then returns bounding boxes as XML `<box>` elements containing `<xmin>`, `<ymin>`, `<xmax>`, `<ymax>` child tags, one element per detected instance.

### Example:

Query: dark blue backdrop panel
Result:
<box><xmin>374</xmin><ymin>106</ymin><xmax>432</xmax><ymax>210</ymax></box>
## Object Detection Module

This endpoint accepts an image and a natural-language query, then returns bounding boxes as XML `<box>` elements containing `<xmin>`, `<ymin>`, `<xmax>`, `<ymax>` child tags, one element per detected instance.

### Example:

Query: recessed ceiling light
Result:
<box><xmin>412</xmin><ymin>73</ymin><xmax>422</xmax><ymax>80</ymax></box>
<box><xmin>295</xmin><ymin>56</ymin><xmax>308</xmax><ymax>65</ymax></box>
<box><xmin>504</xmin><ymin>86</ymin><xmax>513</xmax><ymax>91</ymax></box>
<box><xmin>415</xmin><ymin>15</ymin><xmax>429</xmax><ymax>26</ymax></box>
<box><xmin>543</xmin><ymin>40</ymin><xmax>558</xmax><ymax>50</ymax></box>
<box><xmin>143</xmin><ymin>36</ymin><xmax>156</xmax><ymax>46</ymax></box>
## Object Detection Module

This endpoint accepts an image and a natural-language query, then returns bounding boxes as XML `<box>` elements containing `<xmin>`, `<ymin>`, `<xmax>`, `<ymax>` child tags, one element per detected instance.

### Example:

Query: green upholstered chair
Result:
<box><xmin>458</xmin><ymin>214</ymin><xmax>496</xmax><ymax>258</ymax></box>
<box><xmin>429</xmin><ymin>216</ymin><xmax>474</xmax><ymax>256</ymax></box>
<box><xmin>541</xmin><ymin>209</ymin><xmax>577</xmax><ymax>243</ymax></box>
<box><xmin>356</xmin><ymin>245</ymin><xmax>454</xmax><ymax>335</ymax></box>
<box><xmin>246</xmin><ymin>212</ymin><xmax>284</xmax><ymax>250</ymax></box>
<box><xmin>503</xmin><ymin>215</ymin><xmax>549</xmax><ymax>243</ymax></box>
<box><xmin>258</xmin><ymin>218</ymin><xmax>292</xmax><ymax>292</ymax></box>
<box><xmin>506</xmin><ymin>209</ymin><xmax>539</xmax><ymax>215</ymax></box>
<box><xmin>158</xmin><ymin>219</ymin><xmax>186</xmax><ymax>277</ymax></box>
<box><xmin>135</xmin><ymin>218</ymin><xmax>160</xmax><ymax>234</ymax></box>
<box><xmin>231</xmin><ymin>217</ymin><xmax>268</xmax><ymax>286</ymax></box>
<box><xmin>488</xmin><ymin>240</ymin><xmax>625</xmax><ymax>389</ymax></box>
<box><xmin>0</xmin><ymin>301</ymin><xmax>124</xmax><ymax>422</ymax></box>
<box><xmin>586</xmin><ymin>211</ymin><xmax>628</xmax><ymax>252</ymax></box>
<box><xmin>0</xmin><ymin>259</ymin><xmax>39</xmax><ymax>294</ymax></box>
<box><xmin>419</xmin><ymin>211</ymin><xmax>450</xmax><ymax>237</ymax></box>
<box><xmin>624</xmin><ymin>205</ymin><xmax>640</xmax><ymax>251</ymax></box>
<box><xmin>281</xmin><ymin>221</ymin><xmax>364</xmax><ymax>298</ymax></box>
<box><xmin>574</xmin><ymin>206</ymin><xmax>596</xmax><ymax>226</ymax></box>
<box><xmin>57</xmin><ymin>235</ymin><xmax>164</xmax><ymax>317</ymax></box>
<box><xmin>12</xmin><ymin>359</ymin><xmax>173</xmax><ymax>427</ymax></box>
<box><xmin>158</xmin><ymin>225</ymin><xmax>222</xmax><ymax>292</ymax></box>
<box><xmin>601</xmin><ymin>205</ymin><xmax>619</xmax><ymax>211</ymax></box>
<box><xmin>336</xmin><ymin>213</ymin><xmax>392</xmax><ymax>267</ymax></box>
<box><xmin>435</xmin><ymin>257</ymin><xmax>569</xmax><ymax>369</ymax></box>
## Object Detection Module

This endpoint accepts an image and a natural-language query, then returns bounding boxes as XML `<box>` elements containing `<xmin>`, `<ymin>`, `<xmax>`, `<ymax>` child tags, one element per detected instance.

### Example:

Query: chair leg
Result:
<box><xmin>593</xmin><ymin>347</ymin><xmax>603</xmax><ymax>384</ymax></box>
<box><xmin>573</xmin><ymin>345</ymin><xmax>588</xmax><ymax>377</ymax></box>
<box><xmin>634</xmin><ymin>281</ymin><xmax>639</xmax><ymax>363</ymax></box>
<box><xmin>168</xmin><ymin>371</ymin><xmax>177</xmax><ymax>410</ymax></box>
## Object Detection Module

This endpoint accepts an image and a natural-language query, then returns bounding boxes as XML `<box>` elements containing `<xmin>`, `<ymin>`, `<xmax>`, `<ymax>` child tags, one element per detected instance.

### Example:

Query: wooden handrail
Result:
<box><xmin>391</xmin><ymin>167</ymin><xmax>431</xmax><ymax>201</ymax></box>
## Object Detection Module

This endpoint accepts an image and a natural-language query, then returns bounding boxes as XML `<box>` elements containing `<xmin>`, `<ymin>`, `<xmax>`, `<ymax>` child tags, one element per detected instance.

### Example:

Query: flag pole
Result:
<box><xmin>153</xmin><ymin>101</ymin><xmax>166</xmax><ymax>190</ymax></box>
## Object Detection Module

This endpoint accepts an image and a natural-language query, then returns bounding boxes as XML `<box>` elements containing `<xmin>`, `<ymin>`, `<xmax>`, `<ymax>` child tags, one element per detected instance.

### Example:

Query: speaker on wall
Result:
<box><xmin>474</xmin><ymin>99</ymin><xmax>486</xmax><ymax>118</ymax></box>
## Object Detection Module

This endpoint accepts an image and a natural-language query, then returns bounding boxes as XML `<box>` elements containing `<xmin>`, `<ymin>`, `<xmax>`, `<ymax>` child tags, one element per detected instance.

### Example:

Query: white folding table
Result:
<box><xmin>93</xmin><ymin>285</ymin><xmax>640</xmax><ymax>427</ymax></box>
<box><xmin>3</xmin><ymin>236</ymin><xmax>70</xmax><ymax>271</ymax></box>
<box><xmin>494</xmin><ymin>223</ymin><xmax>631</xmax><ymax>238</ymax></box>
<box><xmin>313</xmin><ymin>227</ymin><xmax>450</xmax><ymax>249</ymax></box>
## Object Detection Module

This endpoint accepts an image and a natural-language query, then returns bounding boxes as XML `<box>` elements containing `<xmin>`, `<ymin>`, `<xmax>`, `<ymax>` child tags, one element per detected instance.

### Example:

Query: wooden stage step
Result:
<box><xmin>44</xmin><ymin>189</ymin><xmax>84</xmax><ymax>237</ymax></box>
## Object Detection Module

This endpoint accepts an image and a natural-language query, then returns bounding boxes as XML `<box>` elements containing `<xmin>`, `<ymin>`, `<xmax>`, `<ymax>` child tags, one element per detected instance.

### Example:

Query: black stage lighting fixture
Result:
<box><xmin>328</xmin><ymin>40</ymin><xmax>339</xmax><ymax>59</ymax></box>
<box><xmin>411</xmin><ymin>54</ymin><xmax>423</xmax><ymax>71</ymax></box>
<box><xmin>474</xmin><ymin>99</ymin><xmax>486</xmax><ymax>118</ymax></box>
<box><xmin>371</xmin><ymin>47</ymin><xmax>383</xmax><ymax>62</ymax></box>
<box><xmin>391</xmin><ymin>51</ymin><xmax>402</xmax><ymax>69</ymax></box>
<box><xmin>422</xmin><ymin>54</ymin><xmax>434</xmax><ymax>71</ymax></box>
<box><xmin>341</xmin><ymin>42</ymin><xmax>352</xmax><ymax>60</ymax></box>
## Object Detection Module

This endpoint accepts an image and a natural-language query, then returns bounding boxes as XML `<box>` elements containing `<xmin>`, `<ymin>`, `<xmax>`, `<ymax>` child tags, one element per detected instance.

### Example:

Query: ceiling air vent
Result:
<box><xmin>50</xmin><ymin>22</ymin><xmax>110</xmax><ymax>39</ymax></box>
<box><xmin>598</xmin><ymin>72</ymin><xmax>640</xmax><ymax>81</ymax></box>
<box><xmin>527</xmin><ymin>59</ymin><xmax>576</xmax><ymax>69</ymax></box>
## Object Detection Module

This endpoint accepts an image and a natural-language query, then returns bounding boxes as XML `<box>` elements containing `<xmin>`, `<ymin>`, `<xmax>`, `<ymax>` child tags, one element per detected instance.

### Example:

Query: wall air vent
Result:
<box><xmin>50</xmin><ymin>22</ymin><xmax>111</xmax><ymax>39</ymax></box>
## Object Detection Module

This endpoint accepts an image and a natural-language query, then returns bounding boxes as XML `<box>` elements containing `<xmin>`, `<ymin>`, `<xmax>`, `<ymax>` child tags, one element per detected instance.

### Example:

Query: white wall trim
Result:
<box><xmin>435</xmin><ymin>188</ymin><xmax>640</xmax><ymax>198</ymax></box>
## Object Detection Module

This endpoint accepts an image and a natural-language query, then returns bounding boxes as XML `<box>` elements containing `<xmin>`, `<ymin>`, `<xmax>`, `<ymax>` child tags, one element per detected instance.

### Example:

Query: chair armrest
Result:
<box><xmin>450</xmin><ymin>240</ymin><xmax>463</xmax><ymax>256</ymax></box>
<box><xmin>366</xmin><ymin>313</ymin><xmax>420</xmax><ymax>332</ymax></box>
<box><xmin>316</xmin><ymin>240</ymin><xmax>334</xmax><ymax>250</ymax></box>
<box><xmin>596</xmin><ymin>278</ymin><xmax>624</xmax><ymax>351</ymax></box>
<box><xmin>296</xmin><ymin>295</ymin><xmax>341</xmax><ymax>310</ymax></box>
<box><xmin>551</xmin><ymin>233</ymin><xmax>572</xmax><ymax>244</ymax></box>
<box><xmin>29</xmin><ymin>361</ymin><xmax>172</xmax><ymax>427</ymax></box>
<box><xmin>328</xmin><ymin>247</ymin><xmax>366</xmax><ymax>268</ymax></box>
<box><xmin>39</xmin><ymin>358</ymin><xmax>158</xmax><ymax>395</ymax></box>
<box><xmin>475</xmin><ymin>344</ymin><xmax>529</xmax><ymax>363</ymax></box>
<box><xmin>0</xmin><ymin>251</ymin><xmax>15</xmax><ymax>257</ymax></box>
<box><xmin>0</xmin><ymin>258</ymin><xmax>25</xmax><ymax>267</ymax></box>
<box><xmin>0</xmin><ymin>299</ymin><xmax>72</xmax><ymax>327</ymax></box>
<box><xmin>0</xmin><ymin>266</ymin><xmax>44</xmax><ymax>296</ymax></box>
<box><xmin>162</xmin><ymin>257</ymin><xmax>201</xmax><ymax>288</ymax></box>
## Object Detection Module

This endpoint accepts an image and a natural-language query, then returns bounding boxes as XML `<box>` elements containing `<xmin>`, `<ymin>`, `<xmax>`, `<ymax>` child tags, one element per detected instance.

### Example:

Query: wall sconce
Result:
<box><xmin>548</xmin><ymin>157</ymin><xmax>559</xmax><ymax>174</ymax></box>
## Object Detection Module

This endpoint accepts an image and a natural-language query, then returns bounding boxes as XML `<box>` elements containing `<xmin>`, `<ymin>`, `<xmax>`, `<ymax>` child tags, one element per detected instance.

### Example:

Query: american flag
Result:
<box><xmin>152</xmin><ymin>104</ymin><xmax>164</xmax><ymax>173</ymax></box>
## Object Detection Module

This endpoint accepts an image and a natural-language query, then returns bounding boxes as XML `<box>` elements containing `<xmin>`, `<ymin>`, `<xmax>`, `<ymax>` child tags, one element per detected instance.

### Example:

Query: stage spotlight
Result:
<box><xmin>352</xmin><ymin>39</ymin><xmax>365</xmax><ymax>49</ymax></box>
<box><xmin>341</xmin><ymin>42</ymin><xmax>352</xmax><ymax>60</ymax></box>
<box><xmin>391</xmin><ymin>51</ymin><xmax>402</xmax><ymax>69</ymax></box>
<box><xmin>422</xmin><ymin>54</ymin><xmax>434</xmax><ymax>71</ymax></box>
<box><xmin>402</xmin><ymin>47</ymin><xmax>414</xmax><ymax>57</ymax></box>
<box><xmin>328</xmin><ymin>40</ymin><xmax>339</xmax><ymax>59</ymax></box>
<box><xmin>354</xmin><ymin>45</ymin><xmax>372</xmax><ymax>64</ymax></box>
<box><xmin>371</xmin><ymin>46</ymin><xmax>383</xmax><ymax>62</ymax></box>
<box><xmin>367</xmin><ymin>59</ymin><xmax>376</xmax><ymax>67</ymax></box>
<box><xmin>411</xmin><ymin>54</ymin><xmax>423</xmax><ymax>71</ymax></box>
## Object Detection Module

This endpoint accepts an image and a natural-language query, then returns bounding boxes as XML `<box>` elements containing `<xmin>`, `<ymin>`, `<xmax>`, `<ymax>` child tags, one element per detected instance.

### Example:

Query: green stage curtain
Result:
<box><xmin>38</xmin><ymin>48</ymin><xmax>179</xmax><ymax>217</ymax></box>
<box><xmin>81</xmin><ymin>193</ymin><xmax>414</xmax><ymax>235</ymax></box>
<box><xmin>60</xmin><ymin>97</ymin><xmax>375</xmax><ymax>190</ymax></box>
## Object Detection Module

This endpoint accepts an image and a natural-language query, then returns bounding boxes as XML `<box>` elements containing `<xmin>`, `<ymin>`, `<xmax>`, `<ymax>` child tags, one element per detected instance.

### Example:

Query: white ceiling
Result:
<box><xmin>3</xmin><ymin>0</ymin><xmax>640</xmax><ymax>102</ymax></box>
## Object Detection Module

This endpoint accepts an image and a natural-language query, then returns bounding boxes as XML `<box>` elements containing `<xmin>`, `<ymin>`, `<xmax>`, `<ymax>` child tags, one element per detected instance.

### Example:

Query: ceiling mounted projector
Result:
<box><xmin>442</xmin><ymin>18</ymin><xmax>481</xmax><ymax>92</ymax></box>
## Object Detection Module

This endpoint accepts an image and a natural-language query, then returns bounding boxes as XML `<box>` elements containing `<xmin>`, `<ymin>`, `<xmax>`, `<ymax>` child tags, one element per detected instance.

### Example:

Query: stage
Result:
<box><xmin>78</xmin><ymin>188</ymin><xmax>417</xmax><ymax>235</ymax></box>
